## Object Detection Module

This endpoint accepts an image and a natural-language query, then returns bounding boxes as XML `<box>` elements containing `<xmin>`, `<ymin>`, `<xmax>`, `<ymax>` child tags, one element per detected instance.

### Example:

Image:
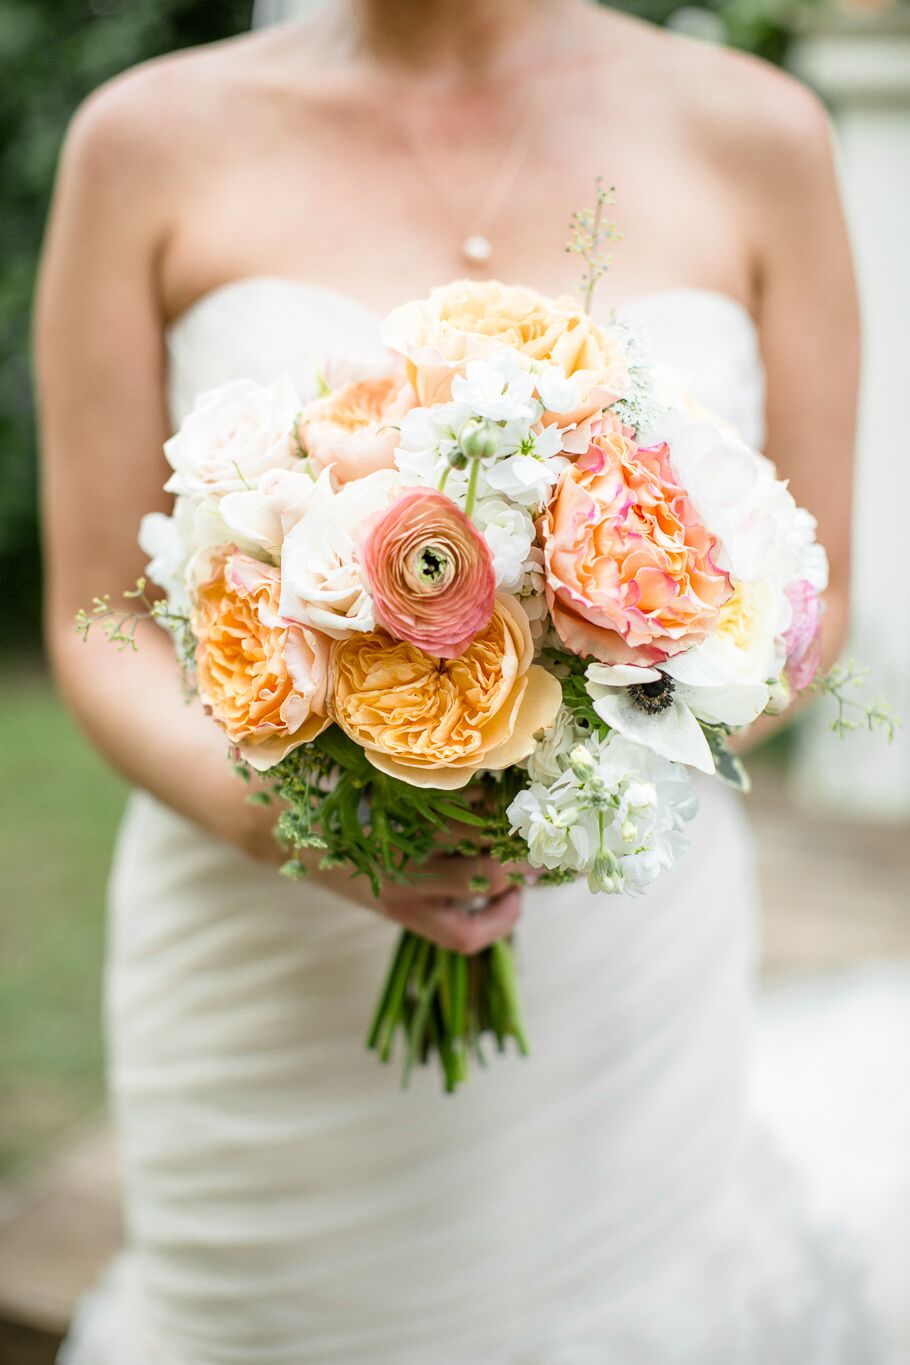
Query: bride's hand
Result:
<box><xmin>238</xmin><ymin>796</ymin><xmax>522</xmax><ymax>955</ymax></box>
<box><xmin>372</xmin><ymin>851</ymin><xmax>523</xmax><ymax>955</ymax></box>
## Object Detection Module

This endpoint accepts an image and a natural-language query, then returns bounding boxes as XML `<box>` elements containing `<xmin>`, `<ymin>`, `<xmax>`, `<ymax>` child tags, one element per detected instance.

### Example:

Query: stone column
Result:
<box><xmin>789</xmin><ymin>14</ymin><xmax>910</xmax><ymax>819</ymax></box>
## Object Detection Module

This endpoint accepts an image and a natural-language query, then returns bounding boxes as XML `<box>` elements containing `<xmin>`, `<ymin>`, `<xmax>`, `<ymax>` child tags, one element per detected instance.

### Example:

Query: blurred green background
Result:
<box><xmin>0</xmin><ymin>0</ymin><xmax>800</xmax><ymax>1176</ymax></box>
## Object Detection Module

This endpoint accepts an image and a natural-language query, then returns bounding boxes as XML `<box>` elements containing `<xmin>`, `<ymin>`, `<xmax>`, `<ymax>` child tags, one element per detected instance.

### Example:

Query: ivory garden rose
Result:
<box><xmin>164</xmin><ymin>375</ymin><xmax>302</xmax><ymax>498</ymax></box>
<box><xmin>191</xmin><ymin>549</ymin><xmax>330</xmax><ymax>771</ymax></box>
<box><xmin>541</xmin><ymin>414</ymin><xmax>732</xmax><ymax>665</ymax></box>
<box><xmin>329</xmin><ymin>594</ymin><xmax>562</xmax><ymax>789</ymax></box>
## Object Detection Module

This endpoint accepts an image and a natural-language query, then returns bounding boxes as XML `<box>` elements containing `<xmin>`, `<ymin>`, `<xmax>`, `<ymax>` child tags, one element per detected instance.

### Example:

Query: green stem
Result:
<box><xmin>402</xmin><ymin>951</ymin><xmax>440</xmax><ymax>1088</ymax></box>
<box><xmin>366</xmin><ymin>930</ymin><xmax>411</xmax><ymax>1050</ymax></box>
<box><xmin>377</xmin><ymin>932</ymin><xmax>420</xmax><ymax>1062</ymax></box>
<box><xmin>490</xmin><ymin>939</ymin><xmax>530</xmax><ymax>1056</ymax></box>
<box><xmin>463</xmin><ymin>457</ymin><xmax>481</xmax><ymax>521</ymax></box>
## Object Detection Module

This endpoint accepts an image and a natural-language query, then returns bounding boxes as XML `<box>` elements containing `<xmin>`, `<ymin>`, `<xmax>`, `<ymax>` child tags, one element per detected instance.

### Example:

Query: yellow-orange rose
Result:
<box><xmin>297</xmin><ymin>375</ymin><xmax>416</xmax><ymax>484</ymax></box>
<box><xmin>381</xmin><ymin>279</ymin><xmax>628</xmax><ymax>412</ymax></box>
<box><xmin>329</xmin><ymin>593</ymin><xmax>562</xmax><ymax>789</ymax></box>
<box><xmin>192</xmin><ymin>549</ymin><xmax>330</xmax><ymax>771</ymax></box>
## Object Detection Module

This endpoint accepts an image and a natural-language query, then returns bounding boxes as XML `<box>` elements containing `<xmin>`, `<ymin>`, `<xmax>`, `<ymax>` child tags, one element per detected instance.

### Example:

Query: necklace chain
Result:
<box><xmin>394</xmin><ymin>79</ymin><xmax>548</xmax><ymax>269</ymax></box>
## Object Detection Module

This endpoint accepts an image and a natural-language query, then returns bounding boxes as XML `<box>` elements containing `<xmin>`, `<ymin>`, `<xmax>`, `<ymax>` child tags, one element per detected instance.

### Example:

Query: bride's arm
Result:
<box><xmin>35</xmin><ymin>81</ymin><xmax>519</xmax><ymax>952</ymax></box>
<box><xmin>725</xmin><ymin>69</ymin><xmax>860</xmax><ymax>747</ymax></box>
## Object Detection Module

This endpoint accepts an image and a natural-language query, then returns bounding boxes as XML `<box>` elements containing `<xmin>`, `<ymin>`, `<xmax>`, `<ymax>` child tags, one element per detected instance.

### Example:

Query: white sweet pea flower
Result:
<box><xmin>164</xmin><ymin>374</ymin><xmax>303</xmax><ymax>498</ymax></box>
<box><xmin>585</xmin><ymin>662</ymin><xmax>768</xmax><ymax>775</ymax></box>
<box><xmin>279</xmin><ymin>466</ymin><xmax>406</xmax><ymax>638</ymax></box>
<box><xmin>219</xmin><ymin>467</ymin><xmax>316</xmax><ymax>560</ymax></box>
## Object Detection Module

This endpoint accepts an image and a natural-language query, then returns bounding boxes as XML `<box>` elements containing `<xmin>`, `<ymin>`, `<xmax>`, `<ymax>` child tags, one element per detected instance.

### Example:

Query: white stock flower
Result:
<box><xmin>279</xmin><ymin>467</ymin><xmax>406</xmax><ymax>638</ymax></box>
<box><xmin>525</xmin><ymin>705</ymin><xmax>589</xmax><ymax>785</ymax></box>
<box><xmin>534</xmin><ymin>364</ymin><xmax>583</xmax><ymax>415</ymax></box>
<box><xmin>164</xmin><ymin>375</ymin><xmax>303</xmax><ymax>498</ymax></box>
<box><xmin>394</xmin><ymin>353</ymin><xmax>568</xmax><ymax>512</ymax></box>
<box><xmin>508</xmin><ymin>730</ymin><xmax>696</xmax><ymax>894</ymax></box>
<box><xmin>507</xmin><ymin>779</ymin><xmax>596</xmax><ymax>873</ymax></box>
<box><xmin>450</xmin><ymin>350</ymin><xmax>537</xmax><ymax>423</ymax></box>
<box><xmin>585</xmin><ymin>662</ymin><xmax>768</xmax><ymax>775</ymax></box>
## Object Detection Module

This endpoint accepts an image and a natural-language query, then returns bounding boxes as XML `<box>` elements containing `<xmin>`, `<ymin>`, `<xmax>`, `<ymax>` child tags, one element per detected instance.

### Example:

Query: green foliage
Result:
<box><xmin>0</xmin><ymin>0</ymin><xmax>252</xmax><ymax>649</ymax></box>
<box><xmin>265</xmin><ymin>726</ymin><xmax>527</xmax><ymax>898</ymax></box>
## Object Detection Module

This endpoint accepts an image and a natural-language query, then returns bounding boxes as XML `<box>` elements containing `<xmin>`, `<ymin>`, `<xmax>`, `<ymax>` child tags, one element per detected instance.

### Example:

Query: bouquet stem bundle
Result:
<box><xmin>367</xmin><ymin>933</ymin><xmax>528</xmax><ymax>1092</ymax></box>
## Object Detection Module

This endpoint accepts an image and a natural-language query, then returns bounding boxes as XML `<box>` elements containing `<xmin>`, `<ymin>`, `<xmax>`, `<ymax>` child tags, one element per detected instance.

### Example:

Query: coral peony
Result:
<box><xmin>541</xmin><ymin>415</ymin><xmax>732</xmax><ymax>665</ymax></box>
<box><xmin>192</xmin><ymin>549</ymin><xmax>329</xmax><ymax>771</ymax></box>
<box><xmin>330</xmin><ymin>594</ymin><xmax>562</xmax><ymax>788</ymax></box>
<box><xmin>358</xmin><ymin>489</ymin><xmax>495</xmax><ymax>658</ymax></box>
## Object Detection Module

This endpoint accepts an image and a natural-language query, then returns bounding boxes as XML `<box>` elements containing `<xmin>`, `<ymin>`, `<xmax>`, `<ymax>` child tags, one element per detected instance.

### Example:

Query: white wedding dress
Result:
<box><xmin>59</xmin><ymin>281</ymin><xmax>883</xmax><ymax>1365</ymax></box>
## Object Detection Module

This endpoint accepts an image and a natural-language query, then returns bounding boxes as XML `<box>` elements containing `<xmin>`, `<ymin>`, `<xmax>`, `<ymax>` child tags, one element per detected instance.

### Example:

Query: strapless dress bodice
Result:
<box><xmin>165</xmin><ymin>277</ymin><xmax>767</xmax><ymax>450</ymax></box>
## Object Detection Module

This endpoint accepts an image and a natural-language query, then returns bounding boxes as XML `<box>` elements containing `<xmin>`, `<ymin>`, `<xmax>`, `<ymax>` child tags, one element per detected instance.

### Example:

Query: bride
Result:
<box><xmin>37</xmin><ymin>0</ymin><xmax>873</xmax><ymax>1361</ymax></box>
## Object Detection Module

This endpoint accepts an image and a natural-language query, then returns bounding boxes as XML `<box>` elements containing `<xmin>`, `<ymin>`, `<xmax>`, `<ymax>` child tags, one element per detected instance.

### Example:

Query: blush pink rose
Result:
<box><xmin>357</xmin><ymin>489</ymin><xmax>495</xmax><ymax>659</ymax></box>
<box><xmin>783</xmin><ymin>578</ymin><xmax>824</xmax><ymax>692</ymax></box>
<box><xmin>540</xmin><ymin>415</ymin><xmax>733</xmax><ymax>664</ymax></box>
<box><xmin>297</xmin><ymin>376</ymin><xmax>416</xmax><ymax>484</ymax></box>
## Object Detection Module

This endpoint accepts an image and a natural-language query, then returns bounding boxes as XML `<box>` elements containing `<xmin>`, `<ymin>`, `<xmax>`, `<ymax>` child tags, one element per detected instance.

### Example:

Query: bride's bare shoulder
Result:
<box><xmin>610</xmin><ymin>13</ymin><xmax>830</xmax><ymax>166</ymax></box>
<box><xmin>59</xmin><ymin>27</ymin><xmax>300</xmax><ymax>189</ymax></box>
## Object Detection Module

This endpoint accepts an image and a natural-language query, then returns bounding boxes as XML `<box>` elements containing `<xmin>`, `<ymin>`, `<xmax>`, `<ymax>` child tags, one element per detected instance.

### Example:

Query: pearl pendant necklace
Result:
<box><xmin>462</xmin><ymin>233</ymin><xmax>493</xmax><ymax>267</ymax></box>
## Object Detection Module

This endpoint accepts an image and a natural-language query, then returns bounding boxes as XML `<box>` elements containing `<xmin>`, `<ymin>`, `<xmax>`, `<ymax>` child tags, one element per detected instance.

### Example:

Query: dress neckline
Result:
<box><xmin>164</xmin><ymin>274</ymin><xmax>759</xmax><ymax>342</ymax></box>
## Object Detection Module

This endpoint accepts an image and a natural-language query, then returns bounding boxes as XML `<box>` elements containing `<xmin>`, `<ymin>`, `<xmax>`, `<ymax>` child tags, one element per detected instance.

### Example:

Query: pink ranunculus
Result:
<box><xmin>783</xmin><ymin>578</ymin><xmax>824</xmax><ymax>692</ymax></box>
<box><xmin>297</xmin><ymin>376</ymin><xmax>416</xmax><ymax>484</ymax></box>
<box><xmin>357</xmin><ymin>489</ymin><xmax>495</xmax><ymax>659</ymax></box>
<box><xmin>540</xmin><ymin>415</ymin><xmax>733</xmax><ymax>665</ymax></box>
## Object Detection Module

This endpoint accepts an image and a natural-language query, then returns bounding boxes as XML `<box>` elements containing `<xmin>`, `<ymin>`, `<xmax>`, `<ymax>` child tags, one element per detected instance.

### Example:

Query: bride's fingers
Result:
<box><xmin>406</xmin><ymin>853</ymin><xmax>512</xmax><ymax>900</ymax></box>
<box><xmin>380</xmin><ymin>886</ymin><xmax>523</xmax><ymax>955</ymax></box>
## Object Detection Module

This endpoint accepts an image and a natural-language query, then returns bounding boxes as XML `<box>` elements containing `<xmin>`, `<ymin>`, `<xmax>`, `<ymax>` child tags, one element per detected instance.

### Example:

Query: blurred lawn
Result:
<box><xmin>0</xmin><ymin>665</ymin><xmax>126</xmax><ymax>1177</ymax></box>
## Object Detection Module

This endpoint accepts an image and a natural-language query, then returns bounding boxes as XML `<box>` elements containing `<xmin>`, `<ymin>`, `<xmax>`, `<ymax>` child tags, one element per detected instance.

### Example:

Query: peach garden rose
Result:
<box><xmin>297</xmin><ymin>375</ymin><xmax>416</xmax><ymax>484</ymax></box>
<box><xmin>381</xmin><ymin>279</ymin><xmax>628</xmax><ymax>413</ymax></box>
<box><xmin>541</xmin><ymin>414</ymin><xmax>732</xmax><ymax>665</ymax></box>
<box><xmin>191</xmin><ymin>549</ymin><xmax>330</xmax><ymax>771</ymax></box>
<box><xmin>329</xmin><ymin>594</ymin><xmax>563</xmax><ymax>789</ymax></box>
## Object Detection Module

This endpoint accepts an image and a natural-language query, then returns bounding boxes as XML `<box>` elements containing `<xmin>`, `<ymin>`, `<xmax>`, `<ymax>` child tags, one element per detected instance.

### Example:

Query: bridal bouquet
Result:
<box><xmin>82</xmin><ymin>190</ymin><xmax>890</xmax><ymax>1091</ymax></box>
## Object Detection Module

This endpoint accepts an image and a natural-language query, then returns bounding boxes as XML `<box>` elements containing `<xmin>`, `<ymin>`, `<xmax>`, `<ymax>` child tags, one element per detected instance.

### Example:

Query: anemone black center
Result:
<box><xmin>629</xmin><ymin>675</ymin><xmax>675</xmax><ymax>715</ymax></box>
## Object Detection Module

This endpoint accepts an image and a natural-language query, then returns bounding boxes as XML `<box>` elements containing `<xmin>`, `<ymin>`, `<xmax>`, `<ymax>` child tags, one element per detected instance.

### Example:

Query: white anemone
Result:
<box><xmin>585</xmin><ymin>662</ymin><xmax>768</xmax><ymax>775</ymax></box>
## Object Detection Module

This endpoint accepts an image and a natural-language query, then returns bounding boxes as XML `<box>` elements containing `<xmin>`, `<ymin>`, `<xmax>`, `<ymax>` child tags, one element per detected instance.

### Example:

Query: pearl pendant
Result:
<box><xmin>462</xmin><ymin>233</ymin><xmax>492</xmax><ymax>266</ymax></box>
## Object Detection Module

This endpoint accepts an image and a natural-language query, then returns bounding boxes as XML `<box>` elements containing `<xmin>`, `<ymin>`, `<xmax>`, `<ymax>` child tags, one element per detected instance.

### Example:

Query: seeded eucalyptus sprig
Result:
<box><xmin>565</xmin><ymin>177</ymin><xmax>622</xmax><ymax>313</ymax></box>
